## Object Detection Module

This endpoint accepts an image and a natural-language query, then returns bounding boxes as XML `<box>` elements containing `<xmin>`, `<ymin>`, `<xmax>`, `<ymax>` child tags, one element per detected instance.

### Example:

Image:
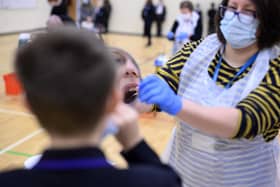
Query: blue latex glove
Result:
<box><xmin>167</xmin><ymin>31</ymin><xmax>174</xmax><ymax>40</ymax></box>
<box><xmin>139</xmin><ymin>75</ymin><xmax>182</xmax><ymax>115</ymax></box>
<box><xmin>176</xmin><ymin>32</ymin><xmax>188</xmax><ymax>42</ymax></box>
<box><xmin>154</xmin><ymin>54</ymin><xmax>167</xmax><ymax>67</ymax></box>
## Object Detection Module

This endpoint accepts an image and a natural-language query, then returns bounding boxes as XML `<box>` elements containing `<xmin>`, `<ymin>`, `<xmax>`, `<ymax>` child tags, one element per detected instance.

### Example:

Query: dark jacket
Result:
<box><xmin>0</xmin><ymin>140</ymin><xmax>182</xmax><ymax>187</ymax></box>
<box><xmin>95</xmin><ymin>7</ymin><xmax>107</xmax><ymax>25</ymax></box>
<box><xmin>155</xmin><ymin>5</ymin><xmax>166</xmax><ymax>22</ymax></box>
<box><xmin>51</xmin><ymin>0</ymin><xmax>75</xmax><ymax>25</ymax></box>
<box><xmin>142</xmin><ymin>4</ymin><xmax>155</xmax><ymax>23</ymax></box>
<box><xmin>103</xmin><ymin>3</ymin><xmax>112</xmax><ymax>20</ymax></box>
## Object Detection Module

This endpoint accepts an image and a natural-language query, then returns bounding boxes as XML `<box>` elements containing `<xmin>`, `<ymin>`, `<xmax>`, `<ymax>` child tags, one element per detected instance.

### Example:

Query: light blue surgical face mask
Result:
<box><xmin>220</xmin><ymin>13</ymin><xmax>259</xmax><ymax>49</ymax></box>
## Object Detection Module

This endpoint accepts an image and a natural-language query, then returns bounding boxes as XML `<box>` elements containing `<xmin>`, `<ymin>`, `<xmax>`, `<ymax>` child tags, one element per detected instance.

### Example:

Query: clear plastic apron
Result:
<box><xmin>168</xmin><ymin>34</ymin><xmax>280</xmax><ymax>187</ymax></box>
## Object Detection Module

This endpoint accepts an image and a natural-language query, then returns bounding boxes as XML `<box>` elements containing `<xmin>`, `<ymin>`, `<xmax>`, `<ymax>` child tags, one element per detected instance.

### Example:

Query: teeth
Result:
<box><xmin>128</xmin><ymin>87</ymin><xmax>137</xmax><ymax>92</ymax></box>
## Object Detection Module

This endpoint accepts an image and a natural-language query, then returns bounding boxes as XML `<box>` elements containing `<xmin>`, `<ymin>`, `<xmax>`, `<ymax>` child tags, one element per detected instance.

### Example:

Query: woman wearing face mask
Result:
<box><xmin>139</xmin><ymin>0</ymin><xmax>280</xmax><ymax>186</ymax></box>
<box><xmin>167</xmin><ymin>1</ymin><xmax>200</xmax><ymax>54</ymax></box>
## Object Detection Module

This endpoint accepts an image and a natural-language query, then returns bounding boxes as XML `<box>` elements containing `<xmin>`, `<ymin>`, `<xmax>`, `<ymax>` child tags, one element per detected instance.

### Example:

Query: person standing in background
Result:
<box><xmin>142</xmin><ymin>0</ymin><xmax>155</xmax><ymax>47</ymax></box>
<box><xmin>80</xmin><ymin>0</ymin><xmax>95</xmax><ymax>24</ymax></box>
<box><xmin>167</xmin><ymin>1</ymin><xmax>200</xmax><ymax>54</ymax></box>
<box><xmin>194</xmin><ymin>3</ymin><xmax>203</xmax><ymax>40</ymax></box>
<box><xmin>79</xmin><ymin>0</ymin><xmax>95</xmax><ymax>30</ymax></box>
<box><xmin>155</xmin><ymin>0</ymin><xmax>166</xmax><ymax>37</ymax></box>
<box><xmin>94</xmin><ymin>0</ymin><xmax>106</xmax><ymax>33</ymax></box>
<box><xmin>103</xmin><ymin>0</ymin><xmax>112</xmax><ymax>33</ymax></box>
<box><xmin>208</xmin><ymin>2</ymin><xmax>217</xmax><ymax>34</ymax></box>
<box><xmin>48</xmin><ymin>0</ymin><xmax>75</xmax><ymax>25</ymax></box>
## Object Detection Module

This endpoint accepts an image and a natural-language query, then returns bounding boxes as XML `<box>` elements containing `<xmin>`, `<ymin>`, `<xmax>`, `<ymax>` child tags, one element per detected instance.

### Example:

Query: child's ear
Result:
<box><xmin>21</xmin><ymin>94</ymin><xmax>32</xmax><ymax>112</ymax></box>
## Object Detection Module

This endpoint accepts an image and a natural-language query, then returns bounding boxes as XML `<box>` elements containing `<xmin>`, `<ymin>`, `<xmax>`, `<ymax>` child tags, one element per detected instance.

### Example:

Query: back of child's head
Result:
<box><xmin>15</xmin><ymin>27</ymin><xmax>117</xmax><ymax>137</ymax></box>
<box><xmin>180</xmin><ymin>1</ymin><xmax>193</xmax><ymax>11</ymax></box>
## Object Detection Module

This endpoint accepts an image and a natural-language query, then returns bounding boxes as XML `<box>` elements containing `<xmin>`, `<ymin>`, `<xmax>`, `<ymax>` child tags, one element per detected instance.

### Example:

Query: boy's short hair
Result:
<box><xmin>15</xmin><ymin>27</ymin><xmax>117</xmax><ymax>136</ymax></box>
<box><xmin>180</xmin><ymin>1</ymin><xmax>194</xmax><ymax>11</ymax></box>
<box><xmin>216</xmin><ymin>0</ymin><xmax>280</xmax><ymax>50</ymax></box>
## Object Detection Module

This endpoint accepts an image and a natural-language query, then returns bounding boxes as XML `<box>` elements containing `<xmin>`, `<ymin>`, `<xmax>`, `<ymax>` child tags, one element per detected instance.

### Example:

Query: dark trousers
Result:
<box><xmin>155</xmin><ymin>16</ymin><xmax>163</xmax><ymax>36</ymax></box>
<box><xmin>208</xmin><ymin>22</ymin><xmax>215</xmax><ymax>35</ymax></box>
<box><xmin>144</xmin><ymin>21</ymin><xmax>153</xmax><ymax>45</ymax></box>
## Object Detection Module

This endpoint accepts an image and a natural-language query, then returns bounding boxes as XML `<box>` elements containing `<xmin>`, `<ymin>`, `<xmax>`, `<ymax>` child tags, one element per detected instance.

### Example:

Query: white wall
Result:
<box><xmin>0</xmin><ymin>0</ymin><xmax>221</xmax><ymax>35</ymax></box>
<box><xmin>0</xmin><ymin>0</ymin><xmax>50</xmax><ymax>34</ymax></box>
<box><xmin>109</xmin><ymin>0</ymin><xmax>221</xmax><ymax>36</ymax></box>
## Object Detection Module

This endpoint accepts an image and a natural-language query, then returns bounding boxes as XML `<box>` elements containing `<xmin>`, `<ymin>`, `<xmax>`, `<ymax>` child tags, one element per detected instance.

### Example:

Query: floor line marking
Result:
<box><xmin>0</xmin><ymin>108</ymin><xmax>33</xmax><ymax>117</ymax></box>
<box><xmin>0</xmin><ymin>129</ymin><xmax>43</xmax><ymax>155</ymax></box>
<box><xmin>0</xmin><ymin>150</ymin><xmax>33</xmax><ymax>158</ymax></box>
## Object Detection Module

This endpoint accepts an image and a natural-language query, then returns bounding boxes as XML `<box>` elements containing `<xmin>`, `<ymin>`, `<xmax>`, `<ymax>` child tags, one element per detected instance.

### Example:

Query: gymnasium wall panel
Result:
<box><xmin>109</xmin><ymin>0</ymin><xmax>221</xmax><ymax>36</ymax></box>
<box><xmin>0</xmin><ymin>0</ymin><xmax>50</xmax><ymax>34</ymax></box>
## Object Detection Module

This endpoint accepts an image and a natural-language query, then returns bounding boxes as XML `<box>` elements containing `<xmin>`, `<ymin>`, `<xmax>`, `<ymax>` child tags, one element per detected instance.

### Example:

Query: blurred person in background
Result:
<box><xmin>142</xmin><ymin>0</ymin><xmax>155</xmax><ymax>47</ymax></box>
<box><xmin>48</xmin><ymin>0</ymin><xmax>75</xmax><ymax>25</ymax></box>
<box><xmin>167</xmin><ymin>1</ymin><xmax>200</xmax><ymax>54</ymax></box>
<box><xmin>80</xmin><ymin>0</ymin><xmax>95</xmax><ymax>29</ymax></box>
<box><xmin>155</xmin><ymin>0</ymin><xmax>166</xmax><ymax>37</ymax></box>
<box><xmin>103</xmin><ymin>0</ymin><xmax>112</xmax><ymax>33</ymax></box>
<box><xmin>208</xmin><ymin>2</ymin><xmax>217</xmax><ymax>34</ymax></box>
<box><xmin>94</xmin><ymin>0</ymin><xmax>107</xmax><ymax>33</ymax></box>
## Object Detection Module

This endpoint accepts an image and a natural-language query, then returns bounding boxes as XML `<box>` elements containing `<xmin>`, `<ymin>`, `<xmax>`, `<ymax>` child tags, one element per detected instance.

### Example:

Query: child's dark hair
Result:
<box><xmin>15</xmin><ymin>27</ymin><xmax>117</xmax><ymax>136</ymax></box>
<box><xmin>180</xmin><ymin>1</ymin><xmax>194</xmax><ymax>11</ymax></box>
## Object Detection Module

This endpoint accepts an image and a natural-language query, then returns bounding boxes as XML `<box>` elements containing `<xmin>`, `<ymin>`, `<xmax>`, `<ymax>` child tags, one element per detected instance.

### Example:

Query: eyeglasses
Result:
<box><xmin>219</xmin><ymin>5</ymin><xmax>257</xmax><ymax>24</ymax></box>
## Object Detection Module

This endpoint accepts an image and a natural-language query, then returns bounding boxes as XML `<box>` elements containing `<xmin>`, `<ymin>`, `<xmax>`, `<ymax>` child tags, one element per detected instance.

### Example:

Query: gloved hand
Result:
<box><xmin>176</xmin><ymin>32</ymin><xmax>188</xmax><ymax>42</ymax></box>
<box><xmin>139</xmin><ymin>75</ymin><xmax>182</xmax><ymax>116</ymax></box>
<box><xmin>167</xmin><ymin>31</ymin><xmax>174</xmax><ymax>40</ymax></box>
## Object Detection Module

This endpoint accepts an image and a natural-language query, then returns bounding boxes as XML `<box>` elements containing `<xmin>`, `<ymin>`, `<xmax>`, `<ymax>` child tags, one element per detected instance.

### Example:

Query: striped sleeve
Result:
<box><xmin>234</xmin><ymin>56</ymin><xmax>280</xmax><ymax>141</ymax></box>
<box><xmin>157</xmin><ymin>40</ymin><xmax>202</xmax><ymax>93</ymax></box>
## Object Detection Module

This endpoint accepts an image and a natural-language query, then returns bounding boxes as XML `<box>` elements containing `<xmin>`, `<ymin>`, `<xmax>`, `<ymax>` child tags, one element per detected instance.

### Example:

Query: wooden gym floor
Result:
<box><xmin>0</xmin><ymin>33</ymin><xmax>175</xmax><ymax>171</ymax></box>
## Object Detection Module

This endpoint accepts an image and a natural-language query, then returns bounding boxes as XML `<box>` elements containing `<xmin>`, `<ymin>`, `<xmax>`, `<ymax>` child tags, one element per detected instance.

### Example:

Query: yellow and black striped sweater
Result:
<box><xmin>157</xmin><ymin>40</ymin><xmax>280</xmax><ymax>142</ymax></box>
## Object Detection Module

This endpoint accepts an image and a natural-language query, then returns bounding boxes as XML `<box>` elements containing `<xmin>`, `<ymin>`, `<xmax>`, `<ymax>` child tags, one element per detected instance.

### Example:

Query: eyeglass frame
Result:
<box><xmin>219</xmin><ymin>5</ymin><xmax>257</xmax><ymax>24</ymax></box>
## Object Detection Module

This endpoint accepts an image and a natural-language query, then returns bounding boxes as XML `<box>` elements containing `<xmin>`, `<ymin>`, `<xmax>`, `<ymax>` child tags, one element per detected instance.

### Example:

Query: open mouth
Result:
<box><xmin>123</xmin><ymin>83</ymin><xmax>138</xmax><ymax>104</ymax></box>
